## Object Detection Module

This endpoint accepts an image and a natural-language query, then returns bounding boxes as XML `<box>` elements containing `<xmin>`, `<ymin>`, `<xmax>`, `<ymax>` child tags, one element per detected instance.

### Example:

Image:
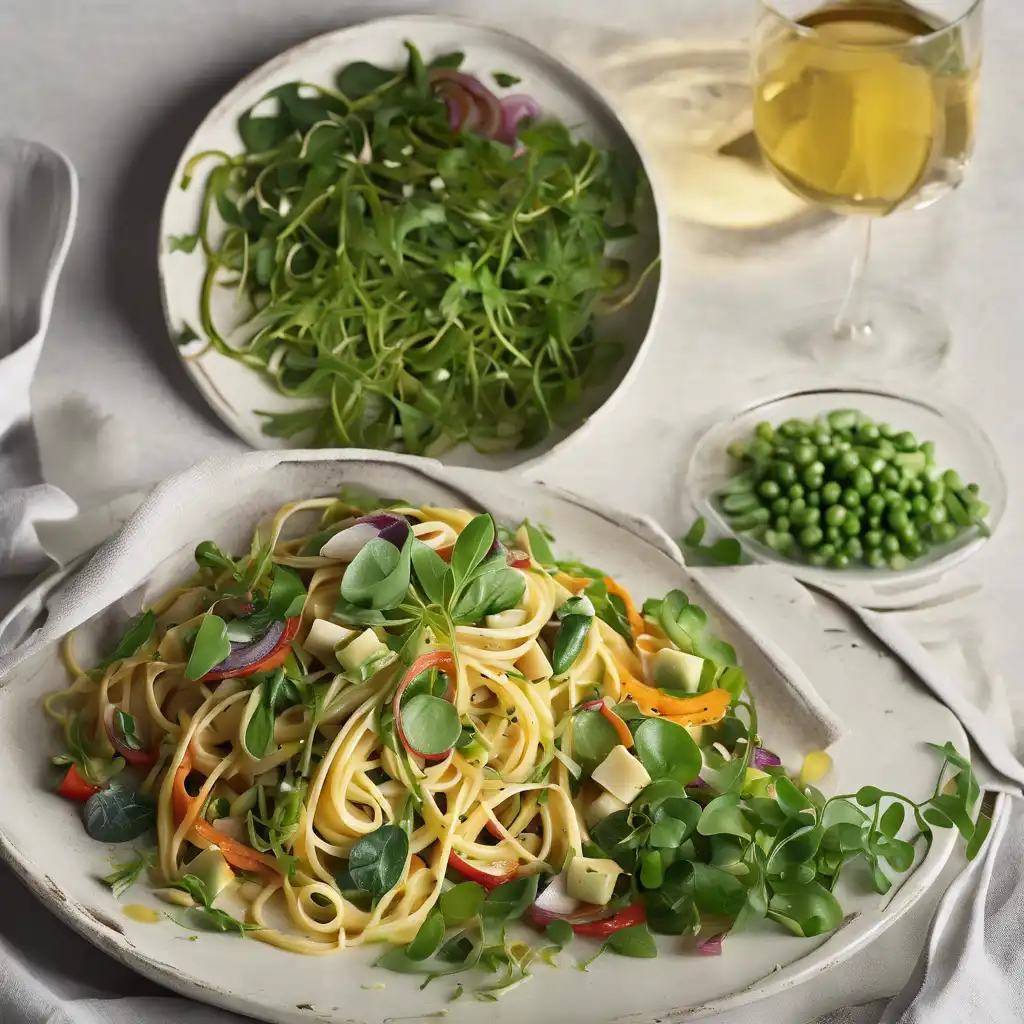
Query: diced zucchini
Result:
<box><xmin>302</xmin><ymin>619</ymin><xmax>358</xmax><ymax>667</ymax></box>
<box><xmin>567</xmin><ymin>856</ymin><xmax>622</xmax><ymax>905</ymax></box>
<box><xmin>186</xmin><ymin>847</ymin><xmax>235</xmax><ymax>900</ymax></box>
<box><xmin>652</xmin><ymin>648</ymin><xmax>705</xmax><ymax>694</ymax></box>
<box><xmin>337</xmin><ymin>628</ymin><xmax>388</xmax><ymax>672</ymax></box>
<box><xmin>584</xmin><ymin>790</ymin><xmax>628</xmax><ymax>829</ymax></box>
<box><xmin>591</xmin><ymin>745</ymin><xmax>652</xmax><ymax>805</ymax></box>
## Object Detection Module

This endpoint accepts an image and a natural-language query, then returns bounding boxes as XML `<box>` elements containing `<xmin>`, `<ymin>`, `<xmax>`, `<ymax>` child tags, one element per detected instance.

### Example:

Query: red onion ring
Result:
<box><xmin>320</xmin><ymin>512</ymin><xmax>409</xmax><ymax>560</ymax></box>
<box><xmin>430</xmin><ymin>70</ymin><xmax>503</xmax><ymax>138</ymax></box>
<box><xmin>752</xmin><ymin>747</ymin><xmax>782</xmax><ymax>769</ymax></box>
<box><xmin>498</xmin><ymin>95</ymin><xmax>540</xmax><ymax>145</ymax></box>
<box><xmin>697</xmin><ymin>933</ymin><xmax>724</xmax><ymax>956</ymax></box>
<box><xmin>206</xmin><ymin>619</ymin><xmax>285</xmax><ymax>676</ymax></box>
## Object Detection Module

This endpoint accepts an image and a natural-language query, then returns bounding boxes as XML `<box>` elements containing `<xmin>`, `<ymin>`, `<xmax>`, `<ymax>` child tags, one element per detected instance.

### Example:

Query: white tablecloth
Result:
<box><xmin>1</xmin><ymin>0</ymin><xmax>1023</xmax><ymax>1022</ymax></box>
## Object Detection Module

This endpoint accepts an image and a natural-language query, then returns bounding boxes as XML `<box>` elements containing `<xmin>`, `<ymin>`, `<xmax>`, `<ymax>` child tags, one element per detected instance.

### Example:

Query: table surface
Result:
<box><xmin>3</xmin><ymin>0</ymin><xmax>1023</xmax><ymax>1021</ymax></box>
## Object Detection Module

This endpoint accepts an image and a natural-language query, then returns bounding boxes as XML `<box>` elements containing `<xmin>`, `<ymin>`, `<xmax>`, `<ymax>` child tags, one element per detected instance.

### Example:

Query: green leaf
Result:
<box><xmin>691</xmin><ymin>863</ymin><xmax>747</xmax><ymax>916</ymax></box>
<box><xmin>481</xmin><ymin>875</ymin><xmax>538</xmax><ymax>923</ymax></box>
<box><xmin>450</xmin><ymin>567</ymin><xmax>525</xmax><ymax>625</ymax></box>
<box><xmin>111</xmin><ymin>709</ymin><xmax>145</xmax><ymax>752</ymax></box>
<box><xmin>966</xmin><ymin>813</ymin><xmax>992</xmax><ymax>861</ymax></box>
<box><xmin>336</xmin><ymin>60</ymin><xmax>397</xmax><ymax>101</ymax></box>
<box><xmin>523</xmin><ymin>521</ymin><xmax>555</xmax><ymax>566</ymax></box>
<box><xmin>583</xmin><ymin>580</ymin><xmax>632</xmax><ymax>644</ymax></box>
<box><xmin>552</xmin><ymin>615</ymin><xmax>591</xmax><ymax>676</ymax></box>
<box><xmin>774</xmin><ymin>777</ymin><xmax>814</xmax><ymax>818</ymax></box>
<box><xmin>927</xmin><ymin>794</ymin><xmax>976</xmax><ymax>841</ymax></box>
<box><xmin>341</xmin><ymin>534</ymin><xmax>413</xmax><ymax>610</ymax></box>
<box><xmin>195</xmin><ymin>540</ymin><xmax>235</xmax><ymax>571</ymax></box>
<box><xmin>856</xmin><ymin>785</ymin><xmax>884</xmax><ymax>807</ymax></box>
<box><xmin>84</xmin><ymin>786</ymin><xmax>157</xmax><ymax>843</ymax></box>
<box><xmin>105</xmin><ymin>611</ymin><xmax>156</xmax><ymax>665</ymax></box>
<box><xmin>167</xmin><ymin>232</ymin><xmax>199</xmax><ymax>253</ymax></box>
<box><xmin>634</xmin><ymin>718</ymin><xmax>702</xmax><ymax>786</ymax></box>
<box><xmin>767</xmin><ymin>880</ymin><xmax>844</xmax><ymax>937</ymax></box>
<box><xmin>407</xmin><ymin>909</ymin><xmax>445</xmax><ymax>961</ymax></box>
<box><xmin>243</xmin><ymin>671</ymin><xmax>289</xmax><ymax>759</ymax></box>
<box><xmin>697</xmin><ymin>794</ymin><xmax>753</xmax><ymax>840</ymax></box>
<box><xmin>573</xmin><ymin>709</ymin><xmax>619</xmax><ymax>775</ymax></box>
<box><xmin>348</xmin><ymin>824</ymin><xmax>408</xmax><ymax>899</ymax></box>
<box><xmin>590</xmin><ymin>810</ymin><xmax>639</xmax><ymax>872</ymax></box>
<box><xmin>492</xmin><ymin>71</ymin><xmax>522</xmax><ymax>87</ymax></box>
<box><xmin>546</xmin><ymin>918</ymin><xmax>574</xmax><ymax>949</ymax></box>
<box><xmin>399</xmin><ymin>694</ymin><xmax>461</xmax><ymax>756</ymax></box>
<box><xmin>879</xmin><ymin>802</ymin><xmax>906</xmax><ymax>838</ymax></box>
<box><xmin>101</xmin><ymin>848</ymin><xmax>154</xmax><ymax>898</ymax></box>
<box><xmin>411</xmin><ymin>540</ymin><xmax>449</xmax><ymax>605</ymax></box>
<box><xmin>925</xmin><ymin>741</ymin><xmax>971</xmax><ymax>772</ymax></box>
<box><xmin>604</xmin><ymin>923</ymin><xmax>657</xmax><ymax>958</ymax></box>
<box><xmin>449</xmin><ymin>514</ymin><xmax>495</xmax><ymax>587</ymax></box>
<box><xmin>184</xmin><ymin>614</ymin><xmax>232</xmax><ymax>681</ymax></box>
<box><xmin>439</xmin><ymin>881</ymin><xmax>485</xmax><ymax>925</ymax></box>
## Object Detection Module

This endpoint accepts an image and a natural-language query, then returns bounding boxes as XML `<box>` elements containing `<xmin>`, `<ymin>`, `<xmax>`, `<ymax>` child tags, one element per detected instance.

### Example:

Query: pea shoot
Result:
<box><xmin>718</xmin><ymin>410</ymin><xmax>991</xmax><ymax>570</ymax></box>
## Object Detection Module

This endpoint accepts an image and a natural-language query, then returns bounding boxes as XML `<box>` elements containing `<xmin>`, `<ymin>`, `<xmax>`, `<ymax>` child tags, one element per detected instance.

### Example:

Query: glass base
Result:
<box><xmin>783</xmin><ymin>293</ymin><xmax>951</xmax><ymax>373</ymax></box>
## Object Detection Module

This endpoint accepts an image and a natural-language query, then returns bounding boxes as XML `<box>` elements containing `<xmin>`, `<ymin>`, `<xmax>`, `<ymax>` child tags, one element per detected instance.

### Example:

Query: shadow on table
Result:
<box><xmin>99</xmin><ymin>3</ymin><xmax>431</xmax><ymax>441</ymax></box>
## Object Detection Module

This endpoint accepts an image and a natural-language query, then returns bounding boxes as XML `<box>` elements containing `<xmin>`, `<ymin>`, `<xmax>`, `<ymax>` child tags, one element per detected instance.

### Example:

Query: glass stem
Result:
<box><xmin>832</xmin><ymin>218</ymin><xmax>874</xmax><ymax>342</ymax></box>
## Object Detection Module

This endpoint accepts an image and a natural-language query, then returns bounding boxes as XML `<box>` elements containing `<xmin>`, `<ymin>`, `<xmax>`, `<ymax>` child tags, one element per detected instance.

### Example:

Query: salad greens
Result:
<box><xmin>173</xmin><ymin>41</ymin><xmax>653</xmax><ymax>456</ymax></box>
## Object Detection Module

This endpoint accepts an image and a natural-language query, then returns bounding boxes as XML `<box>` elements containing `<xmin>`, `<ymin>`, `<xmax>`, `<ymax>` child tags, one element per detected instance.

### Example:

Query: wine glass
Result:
<box><xmin>753</xmin><ymin>0</ymin><xmax>984</xmax><ymax>369</ymax></box>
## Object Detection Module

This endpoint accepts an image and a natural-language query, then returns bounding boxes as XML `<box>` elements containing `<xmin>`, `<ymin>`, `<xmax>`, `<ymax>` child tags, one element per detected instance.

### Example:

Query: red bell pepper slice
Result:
<box><xmin>57</xmin><ymin>764</ymin><xmax>101</xmax><ymax>802</ymax></box>
<box><xmin>393</xmin><ymin>649</ymin><xmax>457</xmax><ymax>761</ymax></box>
<box><xmin>527</xmin><ymin>900</ymin><xmax>646</xmax><ymax>937</ymax></box>
<box><xmin>448</xmin><ymin>851</ymin><xmax>518</xmax><ymax>890</ymax></box>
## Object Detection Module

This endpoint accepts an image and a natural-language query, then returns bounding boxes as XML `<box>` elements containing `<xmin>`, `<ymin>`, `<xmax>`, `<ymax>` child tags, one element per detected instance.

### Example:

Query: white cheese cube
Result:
<box><xmin>652</xmin><ymin>648</ymin><xmax>705</xmax><ymax>694</ymax></box>
<box><xmin>591</xmin><ymin>745</ymin><xmax>652</xmax><ymax>805</ymax></box>
<box><xmin>584</xmin><ymin>791</ymin><xmax>629</xmax><ymax>829</ymax></box>
<box><xmin>337</xmin><ymin>628</ymin><xmax>388</xmax><ymax>672</ymax></box>
<box><xmin>302</xmin><ymin>619</ymin><xmax>358</xmax><ymax>667</ymax></box>
<box><xmin>567</xmin><ymin>857</ymin><xmax>622</xmax><ymax>906</ymax></box>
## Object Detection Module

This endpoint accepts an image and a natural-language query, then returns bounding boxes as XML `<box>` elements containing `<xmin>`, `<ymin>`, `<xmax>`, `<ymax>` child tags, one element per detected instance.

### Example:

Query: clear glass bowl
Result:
<box><xmin>685</xmin><ymin>386</ymin><xmax>1006</xmax><ymax>596</ymax></box>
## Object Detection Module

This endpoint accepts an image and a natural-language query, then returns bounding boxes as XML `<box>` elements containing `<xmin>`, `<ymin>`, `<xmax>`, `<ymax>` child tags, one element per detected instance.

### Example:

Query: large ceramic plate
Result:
<box><xmin>158</xmin><ymin>15</ymin><xmax>664</xmax><ymax>470</ymax></box>
<box><xmin>0</xmin><ymin>451</ymin><xmax>962</xmax><ymax>1024</ymax></box>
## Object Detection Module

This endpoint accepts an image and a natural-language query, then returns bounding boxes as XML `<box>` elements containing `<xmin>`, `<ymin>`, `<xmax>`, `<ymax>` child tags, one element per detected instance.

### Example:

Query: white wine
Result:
<box><xmin>754</xmin><ymin>1</ymin><xmax>978</xmax><ymax>214</ymax></box>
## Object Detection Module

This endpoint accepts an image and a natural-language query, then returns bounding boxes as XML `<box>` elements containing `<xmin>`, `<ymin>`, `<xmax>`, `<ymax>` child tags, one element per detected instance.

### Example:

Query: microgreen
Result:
<box><xmin>102</xmin><ymin>611</ymin><xmax>157</xmax><ymax>667</ymax></box>
<box><xmin>177</xmin><ymin>45</ymin><xmax>649</xmax><ymax>455</ymax></box>
<box><xmin>171</xmin><ymin>874</ymin><xmax>261</xmax><ymax>935</ymax></box>
<box><xmin>680</xmin><ymin>517</ymin><xmax>744</xmax><ymax>567</ymax></box>
<box><xmin>101</xmin><ymin>848</ymin><xmax>155</xmax><ymax>899</ymax></box>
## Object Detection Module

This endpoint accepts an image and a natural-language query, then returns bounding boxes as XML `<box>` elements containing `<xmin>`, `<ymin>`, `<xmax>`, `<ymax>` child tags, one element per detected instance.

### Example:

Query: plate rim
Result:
<box><xmin>0</xmin><ymin>449</ymin><xmax>964</xmax><ymax>1024</ymax></box>
<box><xmin>156</xmin><ymin>12</ymin><xmax>668</xmax><ymax>470</ymax></box>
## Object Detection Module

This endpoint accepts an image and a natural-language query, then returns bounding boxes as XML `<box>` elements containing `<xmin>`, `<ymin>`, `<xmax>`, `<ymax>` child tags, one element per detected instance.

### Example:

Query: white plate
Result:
<box><xmin>0</xmin><ymin>450</ymin><xmax>963</xmax><ymax>1024</ymax></box>
<box><xmin>158</xmin><ymin>15</ymin><xmax>664</xmax><ymax>470</ymax></box>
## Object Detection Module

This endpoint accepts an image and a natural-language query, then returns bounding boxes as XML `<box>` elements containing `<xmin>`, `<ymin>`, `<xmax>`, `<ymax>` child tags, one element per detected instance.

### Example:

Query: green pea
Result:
<box><xmin>835</xmin><ymin>439</ymin><xmax>853</xmax><ymax>452</ymax></box>
<box><xmin>828</xmin><ymin>409</ymin><xmax>858</xmax><ymax>432</ymax></box>
<box><xmin>803</xmin><ymin>474</ymin><xmax>824</xmax><ymax>493</ymax></box>
<box><xmin>876</xmin><ymin>439</ymin><xmax>897</xmax><ymax>459</ymax></box>
<box><xmin>771</xmin><ymin>497</ymin><xmax>790</xmax><ymax>515</ymax></box>
<box><xmin>911</xmin><ymin>495</ymin><xmax>930</xmax><ymax>515</ymax></box>
<box><xmin>924</xmin><ymin>479</ymin><xmax>945</xmax><ymax>502</ymax></box>
<box><xmin>863</xmin><ymin>454</ymin><xmax>888</xmax><ymax>476</ymax></box>
<box><xmin>836</xmin><ymin>451</ymin><xmax>860</xmax><ymax>476</ymax></box>
<box><xmin>812</xmin><ymin>430</ymin><xmax>832</xmax><ymax>447</ymax></box>
<box><xmin>722</xmin><ymin>492</ymin><xmax>761</xmax><ymax>514</ymax></box>
<box><xmin>933</xmin><ymin>522</ymin><xmax>958</xmax><ymax>544</ymax></box>
<box><xmin>801</xmin><ymin>506</ymin><xmax>822</xmax><ymax>526</ymax></box>
<box><xmin>866</xmin><ymin>493</ymin><xmax>886</xmax><ymax>516</ymax></box>
<box><xmin>775</xmin><ymin>515</ymin><xmax>791</xmax><ymax>532</ymax></box>
<box><xmin>799</xmin><ymin>525</ymin><xmax>824</xmax><ymax>549</ymax></box>
<box><xmin>842</xmin><ymin>515</ymin><xmax>861</xmax><ymax>537</ymax></box>
<box><xmin>766</xmin><ymin>530</ymin><xmax>793</xmax><ymax>553</ymax></box>
<box><xmin>844</xmin><ymin>537</ymin><xmax>864</xmax><ymax>560</ymax></box>
<box><xmin>819</xmin><ymin>444</ymin><xmax>839</xmax><ymax>463</ymax></box>
<box><xmin>825</xmin><ymin>525</ymin><xmax>841</xmax><ymax>542</ymax></box>
<box><xmin>914</xmin><ymin>515</ymin><xmax>931</xmax><ymax>535</ymax></box>
<box><xmin>883</xmin><ymin>489</ymin><xmax>903</xmax><ymax>507</ymax></box>
<box><xmin>943</xmin><ymin>469</ymin><xmax>964</xmax><ymax>491</ymax></box>
<box><xmin>902</xmin><ymin>536</ymin><xmax>924</xmax><ymax>558</ymax></box>
<box><xmin>856</xmin><ymin>423</ymin><xmax>881</xmax><ymax>443</ymax></box>
<box><xmin>793</xmin><ymin>443</ymin><xmax>818</xmax><ymax>467</ymax></box>
<box><xmin>755</xmin><ymin>421</ymin><xmax>775</xmax><ymax>442</ymax></box>
<box><xmin>882</xmin><ymin>535</ymin><xmax>901</xmax><ymax>555</ymax></box>
<box><xmin>921</xmin><ymin>440</ymin><xmax>936</xmax><ymax>461</ymax></box>
<box><xmin>758</xmin><ymin>479</ymin><xmax>781</xmax><ymax>500</ymax></box>
<box><xmin>867</xmin><ymin>549</ymin><xmax>888</xmax><ymax>568</ymax></box>
<box><xmin>807</xmin><ymin>491</ymin><xmax>821</xmax><ymax>508</ymax></box>
<box><xmin>842</xmin><ymin>489</ymin><xmax>861</xmax><ymax>510</ymax></box>
<box><xmin>898</xmin><ymin>521</ymin><xmax>919</xmax><ymax>543</ymax></box>
<box><xmin>808</xmin><ymin>459</ymin><xmax>826</xmax><ymax>477</ymax></box>
<box><xmin>887</xmin><ymin>508</ymin><xmax>910</xmax><ymax>532</ymax></box>
<box><xmin>824</xmin><ymin>505</ymin><xmax>847</xmax><ymax>527</ymax></box>
<box><xmin>894</xmin><ymin>431</ymin><xmax>918</xmax><ymax>452</ymax></box>
<box><xmin>748</xmin><ymin>438</ymin><xmax>773</xmax><ymax>461</ymax></box>
<box><xmin>867</xmin><ymin>515</ymin><xmax>882</xmax><ymax>530</ymax></box>
<box><xmin>821</xmin><ymin>481</ymin><xmax>842</xmax><ymax>505</ymax></box>
<box><xmin>864</xmin><ymin>530</ymin><xmax>883</xmax><ymax>549</ymax></box>
<box><xmin>878</xmin><ymin>422</ymin><xmax>896</xmax><ymax>438</ymax></box>
<box><xmin>775</xmin><ymin>462</ymin><xmax>798</xmax><ymax>486</ymax></box>
<box><xmin>819</xmin><ymin>543</ymin><xmax>837</xmax><ymax>560</ymax></box>
<box><xmin>808</xmin><ymin>552</ymin><xmax>830</xmax><ymax>567</ymax></box>
<box><xmin>788</xmin><ymin>483</ymin><xmax>805</xmax><ymax>500</ymax></box>
<box><xmin>881</xmin><ymin>466</ymin><xmax>900</xmax><ymax>487</ymax></box>
<box><xmin>789</xmin><ymin>498</ymin><xmax>807</xmax><ymax>516</ymax></box>
<box><xmin>896</xmin><ymin>477</ymin><xmax>912</xmax><ymax>495</ymax></box>
<box><xmin>888</xmin><ymin>553</ymin><xmax>910</xmax><ymax>571</ymax></box>
<box><xmin>928</xmin><ymin>504</ymin><xmax>948</xmax><ymax>526</ymax></box>
<box><xmin>852</xmin><ymin>466</ymin><xmax>874</xmax><ymax>496</ymax></box>
<box><xmin>908</xmin><ymin>478</ymin><xmax>924</xmax><ymax>495</ymax></box>
<box><xmin>831</xmin><ymin>552</ymin><xmax>850</xmax><ymax>569</ymax></box>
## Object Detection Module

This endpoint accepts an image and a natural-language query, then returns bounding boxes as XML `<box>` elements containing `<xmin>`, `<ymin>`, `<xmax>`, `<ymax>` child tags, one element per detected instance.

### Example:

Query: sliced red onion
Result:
<box><xmin>440</xmin><ymin>84</ymin><xmax>479</xmax><ymax>134</ymax></box>
<box><xmin>211</xmin><ymin>619</ymin><xmax>286</xmax><ymax>675</ymax></box>
<box><xmin>687</xmin><ymin>776</ymin><xmax>710</xmax><ymax>789</ymax></box>
<box><xmin>752</xmin><ymin>747</ymin><xmax>782</xmax><ymax>769</ymax></box>
<box><xmin>498</xmin><ymin>95</ymin><xmax>540</xmax><ymax>145</ymax></box>
<box><xmin>431</xmin><ymin>70</ymin><xmax>502</xmax><ymax>138</ymax></box>
<box><xmin>697</xmin><ymin>933</ymin><xmax>723</xmax><ymax>956</ymax></box>
<box><xmin>320</xmin><ymin>512</ymin><xmax>409</xmax><ymax>560</ymax></box>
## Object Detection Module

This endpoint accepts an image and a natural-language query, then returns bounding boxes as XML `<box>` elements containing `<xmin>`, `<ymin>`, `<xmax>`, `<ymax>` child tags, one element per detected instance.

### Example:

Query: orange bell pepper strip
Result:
<box><xmin>601</xmin><ymin>576</ymin><xmax>644</xmax><ymax>641</ymax></box>
<box><xmin>578</xmin><ymin>698</ymin><xmax>635</xmax><ymax>749</ymax></box>
<box><xmin>172</xmin><ymin>749</ymin><xmax>279</xmax><ymax>878</ymax></box>
<box><xmin>617</xmin><ymin>663</ymin><xmax>730</xmax><ymax>727</ymax></box>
